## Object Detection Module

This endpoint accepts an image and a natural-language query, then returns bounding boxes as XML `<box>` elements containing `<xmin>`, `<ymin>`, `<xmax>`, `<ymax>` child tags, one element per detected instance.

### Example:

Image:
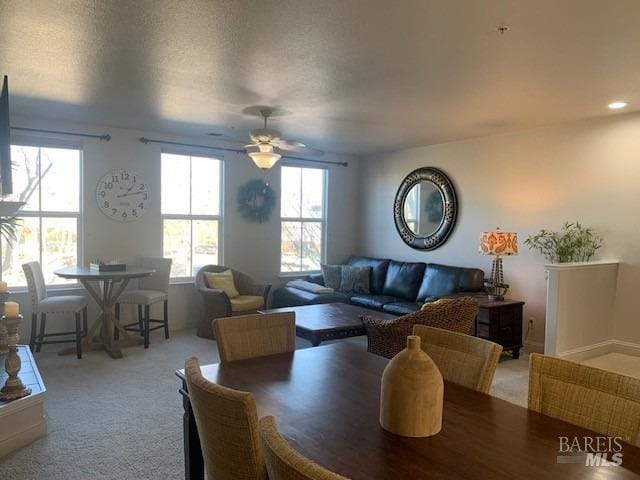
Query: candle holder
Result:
<box><xmin>0</xmin><ymin>291</ymin><xmax>10</xmax><ymax>356</ymax></box>
<box><xmin>0</xmin><ymin>314</ymin><xmax>31</xmax><ymax>401</ymax></box>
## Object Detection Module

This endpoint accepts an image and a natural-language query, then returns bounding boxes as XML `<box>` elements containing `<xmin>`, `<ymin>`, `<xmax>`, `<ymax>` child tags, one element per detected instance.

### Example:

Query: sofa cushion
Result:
<box><xmin>382</xmin><ymin>261</ymin><xmax>426</xmax><ymax>300</ymax></box>
<box><xmin>347</xmin><ymin>256</ymin><xmax>390</xmax><ymax>295</ymax></box>
<box><xmin>350</xmin><ymin>294</ymin><xmax>402</xmax><ymax>310</ymax></box>
<box><xmin>321</xmin><ymin>264</ymin><xmax>342</xmax><ymax>289</ymax></box>
<box><xmin>382</xmin><ymin>301</ymin><xmax>421</xmax><ymax>316</ymax></box>
<box><xmin>417</xmin><ymin>263</ymin><xmax>486</xmax><ymax>302</ymax></box>
<box><xmin>340</xmin><ymin>266</ymin><xmax>371</xmax><ymax>294</ymax></box>
<box><xmin>417</xmin><ymin>264</ymin><xmax>458</xmax><ymax>302</ymax></box>
<box><xmin>458</xmin><ymin>267</ymin><xmax>485</xmax><ymax>292</ymax></box>
<box><xmin>271</xmin><ymin>286</ymin><xmax>351</xmax><ymax>309</ymax></box>
<box><xmin>230</xmin><ymin>295</ymin><xmax>265</xmax><ymax>312</ymax></box>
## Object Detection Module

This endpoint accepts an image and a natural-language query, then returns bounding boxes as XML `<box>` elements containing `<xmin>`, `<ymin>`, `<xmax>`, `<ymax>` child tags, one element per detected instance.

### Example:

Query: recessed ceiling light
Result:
<box><xmin>608</xmin><ymin>101</ymin><xmax>628</xmax><ymax>110</ymax></box>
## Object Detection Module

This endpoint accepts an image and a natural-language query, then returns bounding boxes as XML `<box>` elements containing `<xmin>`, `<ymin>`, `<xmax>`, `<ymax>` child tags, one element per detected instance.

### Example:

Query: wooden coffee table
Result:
<box><xmin>259</xmin><ymin>303</ymin><xmax>395</xmax><ymax>346</ymax></box>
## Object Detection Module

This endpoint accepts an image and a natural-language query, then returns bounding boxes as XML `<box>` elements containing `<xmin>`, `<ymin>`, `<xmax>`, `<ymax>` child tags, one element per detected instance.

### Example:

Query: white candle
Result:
<box><xmin>4</xmin><ymin>301</ymin><xmax>19</xmax><ymax>317</ymax></box>
<box><xmin>0</xmin><ymin>281</ymin><xmax>7</xmax><ymax>293</ymax></box>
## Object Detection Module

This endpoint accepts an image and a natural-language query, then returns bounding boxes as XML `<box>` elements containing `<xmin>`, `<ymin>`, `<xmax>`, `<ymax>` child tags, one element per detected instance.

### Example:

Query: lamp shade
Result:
<box><xmin>248</xmin><ymin>151</ymin><xmax>281</xmax><ymax>169</ymax></box>
<box><xmin>479</xmin><ymin>229</ymin><xmax>518</xmax><ymax>256</ymax></box>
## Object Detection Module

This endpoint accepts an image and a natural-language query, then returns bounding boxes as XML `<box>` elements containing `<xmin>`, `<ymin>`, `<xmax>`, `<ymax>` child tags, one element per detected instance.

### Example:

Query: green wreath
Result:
<box><xmin>237</xmin><ymin>179</ymin><xmax>276</xmax><ymax>223</ymax></box>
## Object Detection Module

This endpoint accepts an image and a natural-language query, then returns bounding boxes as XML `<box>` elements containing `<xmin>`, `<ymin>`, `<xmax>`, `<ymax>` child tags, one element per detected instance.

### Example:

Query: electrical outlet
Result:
<box><xmin>528</xmin><ymin>317</ymin><xmax>535</xmax><ymax>330</ymax></box>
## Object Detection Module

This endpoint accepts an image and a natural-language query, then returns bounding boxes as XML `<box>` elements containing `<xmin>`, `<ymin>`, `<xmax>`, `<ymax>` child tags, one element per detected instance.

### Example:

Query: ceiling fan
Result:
<box><xmin>221</xmin><ymin>107</ymin><xmax>324</xmax><ymax>169</ymax></box>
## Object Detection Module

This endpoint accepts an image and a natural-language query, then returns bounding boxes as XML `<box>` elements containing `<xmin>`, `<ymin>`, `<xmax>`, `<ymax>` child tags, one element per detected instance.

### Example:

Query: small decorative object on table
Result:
<box><xmin>90</xmin><ymin>260</ymin><xmax>127</xmax><ymax>272</ymax></box>
<box><xmin>0</xmin><ymin>282</ymin><xmax>9</xmax><ymax>356</ymax></box>
<box><xmin>379</xmin><ymin>335</ymin><xmax>443</xmax><ymax>437</ymax></box>
<box><xmin>479</xmin><ymin>228</ymin><xmax>518</xmax><ymax>301</ymax></box>
<box><xmin>0</xmin><ymin>302</ymin><xmax>31</xmax><ymax>401</ymax></box>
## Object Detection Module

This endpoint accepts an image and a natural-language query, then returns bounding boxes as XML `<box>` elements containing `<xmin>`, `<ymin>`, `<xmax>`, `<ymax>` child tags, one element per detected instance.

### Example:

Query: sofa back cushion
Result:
<box><xmin>382</xmin><ymin>261</ymin><xmax>426</xmax><ymax>301</ymax></box>
<box><xmin>347</xmin><ymin>256</ymin><xmax>390</xmax><ymax>295</ymax></box>
<box><xmin>417</xmin><ymin>263</ymin><xmax>485</xmax><ymax>302</ymax></box>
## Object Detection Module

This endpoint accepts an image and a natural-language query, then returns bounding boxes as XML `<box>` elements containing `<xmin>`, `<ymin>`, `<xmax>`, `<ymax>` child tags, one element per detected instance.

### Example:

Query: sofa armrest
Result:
<box><xmin>306</xmin><ymin>273</ymin><xmax>325</xmax><ymax>286</ymax></box>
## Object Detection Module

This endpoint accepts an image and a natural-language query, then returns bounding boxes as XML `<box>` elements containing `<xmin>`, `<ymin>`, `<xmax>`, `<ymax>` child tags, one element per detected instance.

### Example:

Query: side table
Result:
<box><xmin>474</xmin><ymin>298</ymin><xmax>525</xmax><ymax>359</ymax></box>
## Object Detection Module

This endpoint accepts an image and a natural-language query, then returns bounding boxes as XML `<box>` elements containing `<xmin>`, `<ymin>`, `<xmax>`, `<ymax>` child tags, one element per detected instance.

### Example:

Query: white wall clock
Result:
<box><xmin>96</xmin><ymin>169</ymin><xmax>150</xmax><ymax>222</ymax></box>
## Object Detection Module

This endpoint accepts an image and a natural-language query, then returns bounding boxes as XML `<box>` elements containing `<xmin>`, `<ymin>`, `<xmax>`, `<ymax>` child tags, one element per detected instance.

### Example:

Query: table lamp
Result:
<box><xmin>479</xmin><ymin>228</ymin><xmax>518</xmax><ymax>301</ymax></box>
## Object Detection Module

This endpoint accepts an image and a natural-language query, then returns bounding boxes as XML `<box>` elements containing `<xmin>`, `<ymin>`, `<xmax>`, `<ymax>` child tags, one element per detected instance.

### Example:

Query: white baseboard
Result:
<box><xmin>524</xmin><ymin>340</ymin><xmax>544</xmax><ymax>354</ymax></box>
<box><xmin>557</xmin><ymin>340</ymin><xmax>640</xmax><ymax>362</ymax></box>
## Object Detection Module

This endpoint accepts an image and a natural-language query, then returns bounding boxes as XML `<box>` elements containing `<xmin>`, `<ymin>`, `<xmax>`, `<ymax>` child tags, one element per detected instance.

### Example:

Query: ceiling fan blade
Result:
<box><xmin>274</xmin><ymin>138</ymin><xmax>306</xmax><ymax>149</ymax></box>
<box><xmin>273</xmin><ymin>139</ymin><xmax>324</xmax><ymax>157</ymax></box>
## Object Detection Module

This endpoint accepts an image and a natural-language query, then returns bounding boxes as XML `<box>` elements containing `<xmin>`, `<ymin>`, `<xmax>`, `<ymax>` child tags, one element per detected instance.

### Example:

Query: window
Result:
<box><xmin>161</xmin><ymin>153</ymin><xmax>222</xmax><ymax>279</ymax></box>
<box><xmin>280</xmin><ymin>165</ymin><xmax>326</xmax><ymax>273</ymax></box>
<box><xmin>1</xmin><ymin>145</ymin><xmax>81</xmax><ymax>287</ymax></box>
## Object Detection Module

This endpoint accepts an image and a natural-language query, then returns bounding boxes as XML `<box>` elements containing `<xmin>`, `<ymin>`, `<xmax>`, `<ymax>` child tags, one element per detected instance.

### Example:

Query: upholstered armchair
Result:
<box><xmin>195</xmin><ymin>265</ymin><xmax>272</xmax><ymax>339</ymax></box>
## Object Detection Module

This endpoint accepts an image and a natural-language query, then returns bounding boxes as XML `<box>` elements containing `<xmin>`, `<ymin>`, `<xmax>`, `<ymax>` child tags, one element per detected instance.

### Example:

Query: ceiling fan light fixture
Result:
<box><xmin>248</xmin><ymin>151</ymin><xmax>281</xmax><ymax>169</ymax></box>
<box><xmin>257</xmin><ymin>142</ymin><xmax>274</xmax><ymax>153</ymax></box>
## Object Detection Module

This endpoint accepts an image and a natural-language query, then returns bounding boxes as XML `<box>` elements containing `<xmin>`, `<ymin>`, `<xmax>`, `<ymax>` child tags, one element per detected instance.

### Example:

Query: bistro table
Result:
<box><xmin>176</xmin><ymin>343</ymin><xmax>640</xmax><ymax>480</ymax></box>
<box><xmin>55</xmin><ymin>266</ymin><xmax>154</xmax><ymax>359</ymax></box>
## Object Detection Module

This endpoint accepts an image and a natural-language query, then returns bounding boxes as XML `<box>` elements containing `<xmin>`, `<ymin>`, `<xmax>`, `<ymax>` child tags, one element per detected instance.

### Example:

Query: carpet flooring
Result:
<box><xmin>0</xmin><ymin>330</ymin><xmax>530</xmax><ymax>479</ymax></box>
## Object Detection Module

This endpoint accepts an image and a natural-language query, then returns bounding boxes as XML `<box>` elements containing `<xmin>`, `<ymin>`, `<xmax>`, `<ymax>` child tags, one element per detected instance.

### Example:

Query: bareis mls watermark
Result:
<box><xmin>558</xmin><ymin>436</ymin><xmax>624</xmax><ymax>466</ymax></box>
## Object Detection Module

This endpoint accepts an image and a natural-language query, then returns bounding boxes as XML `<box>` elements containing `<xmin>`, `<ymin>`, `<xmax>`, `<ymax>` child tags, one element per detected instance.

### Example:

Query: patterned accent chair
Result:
<box><xmin>184</xmin><ymin>357</ymin><xmax>267</xmax><ymax>480</ymax></box>
<box><xmin>361</xmin><ymin>297</ymin><xmax>479</xmax><ymax>359</ymax></box>
<box><xmin>529</xmin><ymin>354</ymin><xmax>640</xmax><ymax>446</ymax></box>
<box><xmin>23</xmin><ymin>261</ymin><xmax>89</xmax><ymax>359</ymax></box>
<box><xmin>259</xmin><ymin>416</ymin><xmax>350</xmax><ymax>480</ymax></box>
<box><xmin>195</xmin><ymin>265</ymin><xmax>272</xmax><ymax>339</ymax></box>
<box><xmin>412</xmin><ymin>325</ymin><xmax>502</xmax><ymax>394</ymax></box>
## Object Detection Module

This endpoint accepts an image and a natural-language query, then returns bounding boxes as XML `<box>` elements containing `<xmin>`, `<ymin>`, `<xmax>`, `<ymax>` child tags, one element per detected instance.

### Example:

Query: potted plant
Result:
<box><xmin>524</xmin><ymin>222</ymin><xmax>603</xmax><ymax>263</ymax></box>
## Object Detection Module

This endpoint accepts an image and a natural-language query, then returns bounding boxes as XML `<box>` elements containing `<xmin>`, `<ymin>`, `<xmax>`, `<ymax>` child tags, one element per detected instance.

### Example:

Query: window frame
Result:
<box><xmin>160</xmin><ymin>149</ymin><xmax>224</xmax><ymax>282</ymax></box>
<box><xmin>279</xmin><ymin>163</ymin><xmax>328</xmax><ymax>275</ymax></box>
<box><xmin>1</xmin><ymin>140</ymin><xmax>84</xmax><ymax>290</ymax></box>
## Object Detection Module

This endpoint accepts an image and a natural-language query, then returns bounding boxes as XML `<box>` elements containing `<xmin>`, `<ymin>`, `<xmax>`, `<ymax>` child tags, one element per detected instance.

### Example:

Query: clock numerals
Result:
<box><xmin>98</xmin><ymin>170</ymin><xmax>149</xmax><ymax>222</ymax></box>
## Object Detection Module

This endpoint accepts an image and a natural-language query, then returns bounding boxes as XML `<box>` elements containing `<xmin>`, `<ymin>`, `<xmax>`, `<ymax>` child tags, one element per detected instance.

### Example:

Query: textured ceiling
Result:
<box><xmin>1</xmin><ymin>0</ymin><xmax>639</xmax><ymax>155</ymax></box>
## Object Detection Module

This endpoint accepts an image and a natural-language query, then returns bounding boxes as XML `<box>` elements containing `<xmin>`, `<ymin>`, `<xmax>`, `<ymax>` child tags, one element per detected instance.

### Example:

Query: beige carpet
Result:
<box><xmin>0</xmin><ymin>330</ymin><xmax>529</xmax><ymax>479</ymax></box>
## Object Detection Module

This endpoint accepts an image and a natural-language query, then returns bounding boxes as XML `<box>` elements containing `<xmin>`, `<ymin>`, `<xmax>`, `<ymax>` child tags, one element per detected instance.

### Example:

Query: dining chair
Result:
<box><xmin>528</xmin><ymin>353</ymin><xmax>640</xmax><ymax>446</ymax></box>
<box><xmin>259</xmin><ymin>416</ymin><xmax>350</xmax><ymax>480</ymax></box>
<box><xmin>23</xmin><ymin>261</ymin><xmax>89</xmax><ymax>359</ymax></box>
<box><xmin>115</xmin><ymin>257</ymin><xmax>172</xmax><ymax>348</ymax></box>
<box><xmin>184</xmin><ymin>356</ymin><xmax>267</xmax><ymax>480</ymax></box>
<box><xmin>213</xmin><ymin>312</ymin><xmax>296</xmax><ymax>363</ymax></box>
<box><xmin>362</xmin><ymin>297</ymin><xmax>479</xmax><ymax>359</ymax></box>
<box><xmin>412</xmin><ymin>325</ymin><xmax>502</xmax><ymax>394</ymax></box>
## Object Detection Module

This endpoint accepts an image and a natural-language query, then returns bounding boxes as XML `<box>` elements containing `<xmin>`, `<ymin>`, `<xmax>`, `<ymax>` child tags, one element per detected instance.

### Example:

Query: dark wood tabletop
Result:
<box><xmin>260</xmin><ymin>303</ymin><xmax>395</xmax><ymax>346</ymax></box>
<box><xmin>176</xmin><ymin>343</ymin><xmax>640</xmax><ymax>479</ymax></box>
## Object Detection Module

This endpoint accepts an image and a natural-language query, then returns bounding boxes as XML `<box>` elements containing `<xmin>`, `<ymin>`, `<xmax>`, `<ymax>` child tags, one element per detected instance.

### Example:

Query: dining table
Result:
<box><xmin>55</xmin><ymin>266</ymin><xmax>155</xmax><ymax>359</ymax></box>
<box><xmin>176</xmin><ymin>343</ymin><xmax>640</xmax><ymax>480</ymax></box>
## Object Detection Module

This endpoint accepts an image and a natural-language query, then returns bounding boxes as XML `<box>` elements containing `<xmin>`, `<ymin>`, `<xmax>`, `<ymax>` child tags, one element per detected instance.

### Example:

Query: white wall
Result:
<box><xmin>359</xmin><ymin>112</ymin><xmax>640</xmax><ymax>348</ymax></box>
<box><xmin>8</xmin><ymin>115</ymin><xmax>359</xmax><ymax>339</ymax></box>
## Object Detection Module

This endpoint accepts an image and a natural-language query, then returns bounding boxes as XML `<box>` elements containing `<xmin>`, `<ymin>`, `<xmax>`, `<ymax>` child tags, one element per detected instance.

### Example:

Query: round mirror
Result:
<box><xmin>403</xmin><ymin>181</ymin><xmax>444</xmax><ymax>237</ymax></box>
<box><xmin>394</xmin><ymin>167</ymin><xmax>457</xmax><ymax>250</ymax></box>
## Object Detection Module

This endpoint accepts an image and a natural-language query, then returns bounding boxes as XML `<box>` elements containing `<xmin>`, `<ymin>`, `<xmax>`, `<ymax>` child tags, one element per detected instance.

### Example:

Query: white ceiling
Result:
<box><xmin>1</xmin><ymin>0</ymin><xmax>639</xmax><ymax>155</ymax></box>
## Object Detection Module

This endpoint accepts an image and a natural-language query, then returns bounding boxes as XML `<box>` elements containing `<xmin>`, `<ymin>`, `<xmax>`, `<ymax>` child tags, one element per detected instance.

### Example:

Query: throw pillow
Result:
<box><xmin>321</xmin><ymin>264</ymin><xmax>342</xmax><ymax>290</ymax></box>
<box><xmin>203</xmin><ymin>270</ymin><xmax>240</xmax><ymax>299</ymax></box>
<box><xmin>340</xmin><ymin>265</ymin><xmax>371</xmax><ymax>294</ymax></box>
<box><xmin>420</xmin><ymin>298</ymin><xmax>453</xmax><ymax>310</ymax></box>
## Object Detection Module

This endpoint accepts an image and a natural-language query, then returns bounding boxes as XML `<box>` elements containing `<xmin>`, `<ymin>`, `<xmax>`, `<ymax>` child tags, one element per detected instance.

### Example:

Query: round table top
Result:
<box><xmin>54</xmin><ymin>266</ymin><xmax>155</xmax><ymax>280</ymax></box>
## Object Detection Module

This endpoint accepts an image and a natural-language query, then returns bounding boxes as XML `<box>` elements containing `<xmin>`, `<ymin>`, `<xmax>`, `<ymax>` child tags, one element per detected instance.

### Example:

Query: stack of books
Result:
<box><xmin>89</xmin><ymin>260</ymin><xmax>127</xmax><ymax>272</ymax></box>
